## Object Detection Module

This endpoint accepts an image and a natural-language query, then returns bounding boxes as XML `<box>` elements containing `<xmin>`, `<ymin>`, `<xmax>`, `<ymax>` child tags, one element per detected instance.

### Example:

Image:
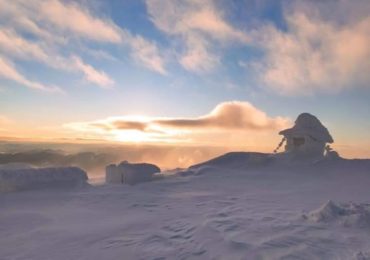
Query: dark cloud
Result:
<box><xmin>110</xmin><ymin>121</ymin><xmax>148</xmax><ymax>131</ymax></box>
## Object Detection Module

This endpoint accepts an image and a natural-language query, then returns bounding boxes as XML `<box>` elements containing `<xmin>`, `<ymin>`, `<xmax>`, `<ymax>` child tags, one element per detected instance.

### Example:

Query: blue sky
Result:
<box><xmin>0</xmin><ymin>0</ymin><xmax>369</xmax><ymax>157</ymax></box>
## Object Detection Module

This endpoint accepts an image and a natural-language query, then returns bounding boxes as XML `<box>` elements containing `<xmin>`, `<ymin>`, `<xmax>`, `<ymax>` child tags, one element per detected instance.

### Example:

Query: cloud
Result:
<box><xmin>0</xmin><ymin>29</ymin><xmax>49</xmax><ymax>62</ymax></box>
<box><xmin>0</xmin><ymin>0</ymin><xmax>166</xmax><ymax>93</ymax></box>
<box><xmin>37</xmin><ymin>0</ymin><xmax>167</xmax><ymax>74</ymax></box>
<box><xmin>128</xmin><ymin>35</ymin><xmax>167</xmax><ymax>75</ymax></box>
<box><xmin>0</xmin><ymin>28</ymin><xmax>115</xmax><ymax>88</ymax></box>
<box><xmin>0</xmin><ymin>115</ymin><xmax>12</xmax><ymax>132</ymax></box>
<box><xmin>151</xmin><ymin>101</ymin><xmax>287</xmax><ymax>130</ymax></box>
<box><xmin>252</xmin><ymin>2</ymin><xmax>370</xmax><ymax>95</ymax></box>
<box><xmin>39</xmin><ymin>0</ymin><xmax>121</xmax><ymax>43</ymax></box>
<box><xmin>65</xmin><ymin>101</ymin><xmax>290</xmax><ymax>144</ymax></box>
<box><xmin>179</xmin><ymin>34</ymin><xmax>219</xmax><ymax>72</ymax></box>
<box><xmin>0</xmin><ymin>56</ymin><xmax>62</xmax><ymax>93</ymax></box>
<box><xmin>72</xmin><ymin>57</ymin><xmax>114</xmax><ymax>88</ymax></box>
<box><xmin>146</xmin><ymin>0</ymin><xmax>249</xmax><ymax>72</ymax></box>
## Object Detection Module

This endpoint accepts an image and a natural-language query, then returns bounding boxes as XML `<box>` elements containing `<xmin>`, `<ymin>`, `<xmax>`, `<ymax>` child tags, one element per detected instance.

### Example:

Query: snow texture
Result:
<box><xmin>303</xmin><ymin>200</ymin><xmax>370</xmax><ymax>228</ymax></box>
<box><xmin>354</xmin><ymin>251</ymin><xmax>370</xmax><ymax>260</ymax></box>
<box><xmin>106</xmin><ymin>161</ymin><xmax>160</xmax><ymax>185</ymax></box>
<box><xmin>0</xmin><ymin>167</ymin><xmax>88</xmax><ymax>192</ymax></box>
<box><xmin>0</xmin><ymin>163</ymin><xmax>34</xmax><ymax>170</ymax></box>
<box><xmin>0</xmin><ymin>152</ymin><xmax>370</xmax><ymax>259</ymax></box>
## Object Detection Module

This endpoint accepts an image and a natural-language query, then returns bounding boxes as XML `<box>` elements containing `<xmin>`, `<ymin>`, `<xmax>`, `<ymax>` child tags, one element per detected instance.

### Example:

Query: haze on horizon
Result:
<box><xmin>1</xmin><ymin>0</ymin><xmax>370</xmax><ymax>161</ymax></box>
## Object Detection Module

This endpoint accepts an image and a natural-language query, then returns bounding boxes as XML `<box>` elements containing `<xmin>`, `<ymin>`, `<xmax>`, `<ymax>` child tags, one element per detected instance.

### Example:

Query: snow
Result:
<box><xmin>0</xmin><ymin>163</ymin><xmax>34</xmax><ymax>170</ymax></box>
<box><xmin>303</xmin><ymin>200</ymin><xmax>370</xmax><ymax>228</ymax></box>
<box><xmin>0</xmin><ymin>167</ymin><xmax>88</xmax><ymax>192</ymax></box>
<box><xmin>105</xmin><ymin>161</ymin><xmax>160</xmax><ymax>185</ymax></box>
<box><xmin>355</xmin><ymin>251</ymin><xmax>370</xmax><ymax>260</ymax></box>
<box><xmin>0</xmin><ymin>152</ymin><xmax>370</xmax><ymax>259</ymax></box>
<box><xmin>280</xmin><ymin>112</ymin><xmax>334</xmax><ymax>143</ymax></box>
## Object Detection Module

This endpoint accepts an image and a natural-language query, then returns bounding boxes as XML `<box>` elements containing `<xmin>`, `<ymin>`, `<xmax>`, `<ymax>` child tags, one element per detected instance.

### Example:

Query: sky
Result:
<box><xmin>0</xmin><ymin>0</ymin><xmax>370</xmax><ymax>158</ymax></box>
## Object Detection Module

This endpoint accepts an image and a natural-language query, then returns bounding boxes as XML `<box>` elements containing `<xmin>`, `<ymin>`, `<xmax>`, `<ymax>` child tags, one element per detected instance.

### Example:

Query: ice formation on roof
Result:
<box><xmin>279</xmin><ymin>113</ymin><xmax>334</xmax><ymax>143</ymax></box>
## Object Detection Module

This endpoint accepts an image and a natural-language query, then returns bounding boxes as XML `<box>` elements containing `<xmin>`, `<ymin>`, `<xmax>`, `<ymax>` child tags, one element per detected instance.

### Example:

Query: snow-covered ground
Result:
<box><xmin>1</xmin><ymin>153</ymin><xmax>370</xmax><ymax>259</ymax></box>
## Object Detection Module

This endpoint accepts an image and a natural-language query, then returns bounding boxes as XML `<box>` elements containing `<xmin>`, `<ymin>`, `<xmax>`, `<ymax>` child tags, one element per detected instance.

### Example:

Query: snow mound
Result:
<box><xmin>354</xmin><ymin>251</ymin><xmax>370</xmax><ymax>260</ymax></box>
<box><xmin>0</xmin><ymin>163</ymin><xmax>34</xmax><ymax>170</ymax></box>
<box><xmin>190</xmin><ymin>152</ymin><xmax>272</xmax><ymax>170</ymax></box>
<box><xmin>303</xmin><ymin>200</ymin><xmax>370</xmax><ymax>228</ymax></box>
<box><xmin>0</xmin><ymin>167</ymin><xmax>88</xmax><ymax>192</ymax></box>
<box><xmin>106</xmin><ymin>161</ymin><xmax>160</xmax><ymax>185</ymax></box>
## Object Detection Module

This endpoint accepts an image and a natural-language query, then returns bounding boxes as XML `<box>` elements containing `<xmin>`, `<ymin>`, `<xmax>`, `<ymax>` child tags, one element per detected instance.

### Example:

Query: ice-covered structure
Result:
<box><xmin>105</xmin><ymin>161</ymin><xmax>160</xmax><ymax>185</ymax></box>
<box><xmin>0</xmin><ymin>166</ymin><xmax>88</xmax><ymax>192</ymax></box>
<box><xmin>276</xmin><ymin>113</ymin><xmax>335</xmax><ymax>159</ymax></box>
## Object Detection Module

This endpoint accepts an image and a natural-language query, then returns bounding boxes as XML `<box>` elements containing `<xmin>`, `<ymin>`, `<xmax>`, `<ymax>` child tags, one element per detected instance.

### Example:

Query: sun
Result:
<box><xmin>112</xmin><ymin>130</ymin><xmax>153</xmax><ymax>143</ymax></box>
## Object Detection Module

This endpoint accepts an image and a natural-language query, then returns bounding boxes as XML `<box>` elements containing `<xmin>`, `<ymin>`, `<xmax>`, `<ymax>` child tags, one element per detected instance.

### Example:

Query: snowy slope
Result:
<box><xmin>1</xmin><ymin>153</ymin><xmax>370</xmax><ymax>259</ymax></box>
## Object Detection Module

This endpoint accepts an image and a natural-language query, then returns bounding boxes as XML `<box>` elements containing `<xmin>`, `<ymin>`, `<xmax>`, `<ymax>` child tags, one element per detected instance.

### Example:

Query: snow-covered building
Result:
<box><xmin>277</xmin><ymin>113</ymin><xmax>334</xmax><ymax>159</ymax></box>
<box><xmin>0</xmin><ymin>167</ymin><xmax>88</xmax><ymax>192</ymax></box>
<box><xmin>106</xmin><ymin>161</ymin><xmax>160</xmax><ymax>185</ymax></box>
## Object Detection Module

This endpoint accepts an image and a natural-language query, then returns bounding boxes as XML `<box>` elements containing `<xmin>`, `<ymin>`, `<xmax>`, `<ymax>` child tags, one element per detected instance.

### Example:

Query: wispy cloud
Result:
<box><xmin>0</xmin><ymin>29</ymin><xmax>49</xmax><ymax>61</ymax></box>
<box><xmin>39</xmin><ymin>0</ymin><xmax>122</xmax><ymax>43</ymax></box>
<box><xmin>37</xmin><ymin>0</ymin><xmax>167</xmax><ymax>74</ymax></box>
<box><xmin>0</xmin><ymin>56</ymin><xmax>62</xmax><ymax>93</ymax></box>
<box><xmin>250</xmin><ymin>2</ymin><xmax>370</xmax><ymax>95</ymax></box>
<box><xmin>146</xmin><ymin>0</ymin><xmax>249</xmax><ymax>72</ymax></box>
<box><xmin>65</xmin><ymin>101</ymin><xmax>290</xmax><ymax>143</ymax></box>
<box><xmin>0</xmin><ymin>28</ymin><xmax>115</xmax><ymax>88</ymax></box>
<box><xmin>72</xmin><ymin>56</ymin><xmax>114</xmax><ymax>88</ymax></box>
<box><xmin>128</xmin><ymin>34</ymin><xmax>167</xmax><ymax>75</ymax></box>
<box><xmin>0</xmin><ymin>0</ymin><xmax>167</xmax><ymax>93</ymax></box>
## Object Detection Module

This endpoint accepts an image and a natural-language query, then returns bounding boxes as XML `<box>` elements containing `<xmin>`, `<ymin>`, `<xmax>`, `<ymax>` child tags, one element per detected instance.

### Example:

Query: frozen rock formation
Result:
<box><xmin>0</xmin><ymin>166</ymin><xmax>88</xmax><ymax>192</ymax></box>
<box><xmin>303</xmin><ymin>200</ymin><xmax>370</xmax><ymax>228</ymax></box>
<box><xmin>105</xmin><ymin>161</ymin><xmax>160</xmax><ymax>185</ymax></box>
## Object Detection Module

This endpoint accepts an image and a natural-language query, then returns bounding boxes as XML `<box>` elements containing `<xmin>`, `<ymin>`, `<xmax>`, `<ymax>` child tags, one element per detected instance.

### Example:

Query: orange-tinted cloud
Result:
<box><xmin>152</xmin><ymin>102</ymin><xmax>286</xmax><ymax>130</ymax></box>
<box><xmin>65</xmin><ymin>101</ymin><xmax>290</xmax><ymax>145</ymax></box>
<box><xmin>251</xmin><ymin>4</ymin><xmax>370</xmax><ymax>95</ymax></box>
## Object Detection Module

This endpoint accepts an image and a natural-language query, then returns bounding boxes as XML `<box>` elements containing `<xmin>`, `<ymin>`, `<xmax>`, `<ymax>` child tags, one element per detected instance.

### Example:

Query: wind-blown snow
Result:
<box><xmin>303</xmin><ymin>200</ymin><xmax>370</xmax><ymax>228</ymax></box>
<box><xmin>355</xmin><ymin>251</ymin><xmax>370</xmax><ymax>260</ymax></box>
<box><xmin>0</xmin><ymin>152</ymin><xmax>370</xmax><ymax>259</ymax></box>
<box><xmin>0</xmin><ymin>167</ymin><xmax>88</xmax><ymax>192</ymax></box>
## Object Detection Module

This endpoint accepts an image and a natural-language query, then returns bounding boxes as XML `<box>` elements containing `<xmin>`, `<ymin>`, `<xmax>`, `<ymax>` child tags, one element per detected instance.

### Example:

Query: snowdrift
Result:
<box><xmin>190</xmin><ymin>152</ymin><xmax>272</xmax><ymax>170</ymax></box>
<box><xmin>0</xmin><ymin>163</ymin><xmax>34</xmax><ymax>170</ymax></box>
<box><xmin>188</xmin><ymin>151</ymin><xmax>370</xmax><ymax>175</ymax></box>
<box><xmin>303</xmin><ymin>200</ymin><xmax>370</xmax><ymax>228</ymax></box>
<box><xmin>354</xmin><ymin>251</ymin><xmax>370</xmax><ymax>260</ymax></box>
<box><xmin>0</xmin><ymin>167</ymin><xmax>88</xmax><ymax>192</ymax></box>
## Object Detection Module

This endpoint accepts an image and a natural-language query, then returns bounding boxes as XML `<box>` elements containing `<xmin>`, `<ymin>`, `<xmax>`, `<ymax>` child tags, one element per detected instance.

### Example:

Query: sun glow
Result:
<box><xmin>113</xmin><ymin>130</ymin><xmax>154</xmax><ymax>143</ymax></box>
